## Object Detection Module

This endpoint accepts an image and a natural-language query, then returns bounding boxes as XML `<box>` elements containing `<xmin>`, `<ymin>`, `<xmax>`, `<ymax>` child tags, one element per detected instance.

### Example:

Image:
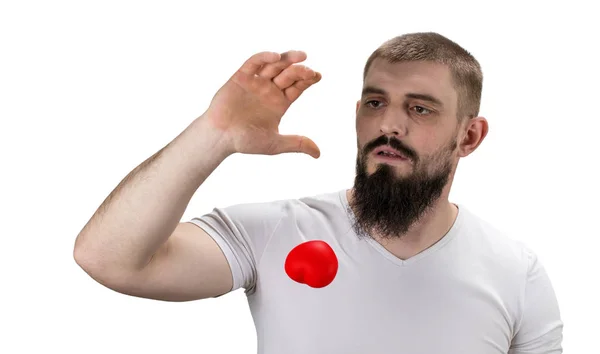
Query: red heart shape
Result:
<box><xmin>284</xmin><ymin>240</ymin><xmax>338</xmax><ymax>288</ymax></box>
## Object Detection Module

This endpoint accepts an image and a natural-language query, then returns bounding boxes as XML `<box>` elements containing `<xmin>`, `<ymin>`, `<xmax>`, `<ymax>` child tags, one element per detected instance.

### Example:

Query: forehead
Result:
<box><xmin>365</xmin><ymin>58</ymin><xmax>457</xmax><ymax>109</ymax></box>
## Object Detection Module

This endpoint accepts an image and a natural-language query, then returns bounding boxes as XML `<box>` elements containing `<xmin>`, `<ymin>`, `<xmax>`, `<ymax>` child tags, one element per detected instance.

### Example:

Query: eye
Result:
<box><xmin>365</xmin><ymin>100</ymin><xmax>383</xmax><ymax>109</ymax></box>
<box><xmin>411</xmin><ymin>105</ymin><xmax>432</xmax><ymax>115</ymax></box>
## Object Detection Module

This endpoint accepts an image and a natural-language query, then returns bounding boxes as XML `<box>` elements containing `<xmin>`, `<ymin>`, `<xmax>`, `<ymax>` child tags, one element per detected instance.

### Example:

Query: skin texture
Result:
<box><xmin>348</xmin><ymin>58</ymin><xmax>489</xmax><ymax>260</ymax></box>
<box><xmin>73</xmin><ymin>50</ymin><xmax>325</xmax><ymax>301</ymax></box>
<box><xmin>206</xmin><ymin>50</ymin><xmax>322</xmax><ymax>158</ymax></box>
<box><xmin>74</xmin><ymin>49</ymin><xmax>487</xmax><ymax>300</ymax></box>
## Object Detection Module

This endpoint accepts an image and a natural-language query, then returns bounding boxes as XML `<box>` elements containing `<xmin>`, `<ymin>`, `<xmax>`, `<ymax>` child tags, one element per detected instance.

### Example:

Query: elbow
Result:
<box><xmin>73</xmin><ymin>235</ymin><xmax>95</xmax><ymax>270</ymax></box>
<box><xmin>73</xmin><ymin>243</ymin><xmax>101</xmax><ymax>277</ymax></box>
<box><xmin>74</xmin><ymin>245</ymin><xmax>123</xmax><ymax>289</ymax></box>
<box><xmin>73</xmin><ymin>237</ymin><xmax>110</xmax><ymax>281</ymax></box>
<box><xmin>73</xmin><ymin>237</ymin><xmax>136</xmax><ymax>290</ymax></box>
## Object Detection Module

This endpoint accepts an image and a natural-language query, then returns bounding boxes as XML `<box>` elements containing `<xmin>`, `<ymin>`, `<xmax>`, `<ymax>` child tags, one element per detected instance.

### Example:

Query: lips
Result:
<box><xmin>372</xmin><ymin>146</ymin><xmax>407</xmax><ymax>159</ymax></box>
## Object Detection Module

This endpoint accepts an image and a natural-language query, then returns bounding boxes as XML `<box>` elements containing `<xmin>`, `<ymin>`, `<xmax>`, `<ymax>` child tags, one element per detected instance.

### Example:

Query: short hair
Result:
<box><xmin>363</xmin><ymin>32</ymin><xmax>483</xmax><ymax>123</ymax></box>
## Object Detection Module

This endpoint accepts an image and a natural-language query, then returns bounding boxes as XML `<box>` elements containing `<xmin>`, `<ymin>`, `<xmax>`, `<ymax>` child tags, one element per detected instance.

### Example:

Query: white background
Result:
<box><xmin>1</xmin><ymin>0</ymin><xmax>598</xmax><ymax>352</ymax></box>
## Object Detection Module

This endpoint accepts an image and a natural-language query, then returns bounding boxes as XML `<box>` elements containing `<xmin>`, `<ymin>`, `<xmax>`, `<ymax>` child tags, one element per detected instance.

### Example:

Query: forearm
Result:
<box><xmin>74</xmin><ymin>114</ymin><xmax>233</xmax><ymax>273</ymax></box>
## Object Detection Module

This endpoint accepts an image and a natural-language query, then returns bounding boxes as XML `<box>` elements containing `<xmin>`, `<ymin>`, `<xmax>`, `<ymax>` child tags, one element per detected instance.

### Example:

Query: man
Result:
<box><xmin>74</xmin><ymin>32</ymin><xmax>563</xmax><ymax>353</ymax></box>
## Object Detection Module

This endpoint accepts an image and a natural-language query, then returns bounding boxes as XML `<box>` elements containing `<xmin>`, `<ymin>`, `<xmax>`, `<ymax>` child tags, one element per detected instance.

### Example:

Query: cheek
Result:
<box><xmin>356</xmin><ymin>118</ymin><xmax>365</xmax><ymax>135</ymax></box>
<box><xmin>356</xmin><ymin>113</ymin><xmax>377</xmax><ymax>130</ymax></box>
<box><xmin>356</xmin><ymin>120</ymin><xmax>379</xmax><ymax>144</ymax></box>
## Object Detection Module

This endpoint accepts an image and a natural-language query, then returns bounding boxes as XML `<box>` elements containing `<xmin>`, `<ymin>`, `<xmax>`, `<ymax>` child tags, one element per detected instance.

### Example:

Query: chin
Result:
<box><xmin>370</xmin><ymin>159</ymin><xmax>407</xmax><ymax>171</ymax></box>
<box><xmin>366</xmin><ymin>161</ymin><xmax>380</xmax><ymax>174</ymax></box>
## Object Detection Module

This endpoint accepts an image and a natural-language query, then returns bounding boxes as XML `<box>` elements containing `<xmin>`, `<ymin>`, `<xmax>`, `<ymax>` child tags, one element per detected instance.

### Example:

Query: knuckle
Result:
<box><xmin>288</xmin><ymin>65</ymin><xmax>307</xmax><ymax>78</ymax></box>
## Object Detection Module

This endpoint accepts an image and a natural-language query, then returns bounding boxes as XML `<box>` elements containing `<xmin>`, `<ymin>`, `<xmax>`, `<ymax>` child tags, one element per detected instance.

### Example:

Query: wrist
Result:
<box><xmin>190</xmin><ymin>113</ymin><xmax>236</xmax><ymax>158</ymax></box>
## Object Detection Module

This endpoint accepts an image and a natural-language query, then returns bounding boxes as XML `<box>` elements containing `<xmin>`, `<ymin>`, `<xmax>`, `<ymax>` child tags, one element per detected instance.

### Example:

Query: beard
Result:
<box><xmin>348</xmin><ymin>134</ymin><xmax>457</xmax><ymax>240</ymax></box>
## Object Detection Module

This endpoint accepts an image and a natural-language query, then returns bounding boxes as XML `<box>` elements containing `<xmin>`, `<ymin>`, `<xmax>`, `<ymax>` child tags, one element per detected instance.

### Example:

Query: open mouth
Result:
<box><xmin>376</xmin><ymin>151</ymin><xmax>405</xmax><ymax>159</ymax></box>
<box><xmin>372</xmin><ymin>147</ymin><xmax>409</xmax><ymax>161</ymax></box>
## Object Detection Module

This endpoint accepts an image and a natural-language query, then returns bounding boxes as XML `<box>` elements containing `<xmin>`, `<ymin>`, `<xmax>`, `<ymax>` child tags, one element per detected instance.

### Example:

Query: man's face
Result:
<box><xmin>349</xmin><ymin>58</ymin><xmax>462</xmax><ymax>240</ymax></box>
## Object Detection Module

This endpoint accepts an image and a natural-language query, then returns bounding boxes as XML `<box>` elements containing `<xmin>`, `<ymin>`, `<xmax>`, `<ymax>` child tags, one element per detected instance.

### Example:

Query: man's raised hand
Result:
<box><xmin>205</xmin><ymin>50</ymin><xmax>322</xmax><ymax>158</ymax></box>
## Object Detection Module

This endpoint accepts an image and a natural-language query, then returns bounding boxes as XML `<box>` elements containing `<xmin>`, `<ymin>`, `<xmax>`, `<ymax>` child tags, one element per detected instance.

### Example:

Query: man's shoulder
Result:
<box><xmin>297</xmin><ymin>189</ymin><xmax>348</xmax><ymax>208</ymax></box>
<box><xmin>206</xmin><ymin>189</ymin><xmax>347</xmax><ymax>220</ymax></box>
<box><xmin>458</xmin><ymin>206</ymin><xmax>534</xmax><ymax>269</ymax></box>
<box><xmin>279</xmin><ymin>189</ymin><xmax>350</xmax><ymax>221</ymax></box>
<box><xmin>254</xmin><ymin>188</ymin><xmax>348</xmax><ymax>212</ymax></box>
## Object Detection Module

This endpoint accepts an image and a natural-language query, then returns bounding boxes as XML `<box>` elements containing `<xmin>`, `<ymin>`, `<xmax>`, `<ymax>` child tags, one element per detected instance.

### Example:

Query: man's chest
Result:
<box><xmin>249</xmin><ymin>258</ymin><xmax>517</xmax><ymax>354</ymax></box>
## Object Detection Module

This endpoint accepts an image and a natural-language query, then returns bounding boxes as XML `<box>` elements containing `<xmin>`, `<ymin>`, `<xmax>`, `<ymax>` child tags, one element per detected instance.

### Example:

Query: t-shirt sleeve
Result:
<box><xmin>509</xmin><ymin>247</ymin><xmax>563</xmax><ymax>353</ymax></box>
<box><xmin>186</xmin><ymin>200</ymin><xmax>286</xmax><ymax>296</ymax></box>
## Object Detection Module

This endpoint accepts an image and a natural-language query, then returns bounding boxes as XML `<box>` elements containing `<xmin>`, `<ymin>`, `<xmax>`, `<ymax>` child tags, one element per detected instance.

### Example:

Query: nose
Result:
<box><xmin>379</xmin><ymin>109</ymin><xmax>406</xmax><ymax>137</ymax></box>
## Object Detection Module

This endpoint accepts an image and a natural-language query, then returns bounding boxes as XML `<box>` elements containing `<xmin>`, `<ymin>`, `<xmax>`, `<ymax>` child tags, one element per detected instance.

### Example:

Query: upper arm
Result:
<box><xmin>95</xmin><ymin>200</ymin><xmax>286</xmax><ymax>302</ymax></box>
<box><xmin>509</xmin><ymin>248</ymin><xmax>563</xmax><ymax>353</ymax></box>
<box><xmin>188</xmin><ymin>202</ymin><xmax>286</xmax><ymax>295</ymax></box>
<box><xmin>106</xmin><ymin>222</ymin><xmax>234</xmax><ymax>302</ymax></box>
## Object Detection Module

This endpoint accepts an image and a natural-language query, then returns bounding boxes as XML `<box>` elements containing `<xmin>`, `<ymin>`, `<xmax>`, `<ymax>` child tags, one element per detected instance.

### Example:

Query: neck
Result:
<box><xmin>347</xmin><ymin>189</ymin><xmax>459</xmax><ymax>260</ymax></box>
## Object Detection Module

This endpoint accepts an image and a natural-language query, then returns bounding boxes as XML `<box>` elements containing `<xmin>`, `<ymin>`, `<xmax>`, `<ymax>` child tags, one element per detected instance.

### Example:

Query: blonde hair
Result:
<box><xmin>363</xmin><ymin>32</ymin><xmax>483</xmax><ymax>123</ymax></box>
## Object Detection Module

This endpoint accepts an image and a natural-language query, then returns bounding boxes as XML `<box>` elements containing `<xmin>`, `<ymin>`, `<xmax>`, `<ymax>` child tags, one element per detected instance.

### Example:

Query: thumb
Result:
<box><xmin>273</xmin><ymin>134</ymin><xmax>320</xmax><ymax>159</ymax></box>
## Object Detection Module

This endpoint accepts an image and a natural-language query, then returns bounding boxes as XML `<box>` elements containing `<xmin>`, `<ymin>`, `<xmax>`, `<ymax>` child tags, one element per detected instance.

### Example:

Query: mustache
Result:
<box><xmin>363</xmin><ymin>135</ymin><xmax>415</xmax><ymax>161</ymax></box>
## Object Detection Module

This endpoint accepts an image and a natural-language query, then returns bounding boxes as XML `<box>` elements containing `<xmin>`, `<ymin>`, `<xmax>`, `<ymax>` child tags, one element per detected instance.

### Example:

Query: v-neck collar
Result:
<box><xmin>338</xmin><ymin>188</ymin><xmax>465</xmax><ymax>267</ymax></box>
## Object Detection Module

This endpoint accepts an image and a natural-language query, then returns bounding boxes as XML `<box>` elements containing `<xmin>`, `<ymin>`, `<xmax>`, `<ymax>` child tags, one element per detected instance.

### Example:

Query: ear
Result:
<box><xmin>458</xmin><ymin>116</ymin><xmax>489</xmax><ymax>157</ymax></box>
<box><xmin>356</xmin><ymin>100</ymin><xmax>360</xmax><ymax>114</ymax></box>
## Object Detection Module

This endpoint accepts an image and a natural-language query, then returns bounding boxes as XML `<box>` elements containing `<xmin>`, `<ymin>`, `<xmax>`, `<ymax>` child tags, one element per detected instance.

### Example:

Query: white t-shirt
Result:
<box><xmin>188</xmin><ymin>189</ymin><xmax>563</xmax><ymax>354</ymax></box>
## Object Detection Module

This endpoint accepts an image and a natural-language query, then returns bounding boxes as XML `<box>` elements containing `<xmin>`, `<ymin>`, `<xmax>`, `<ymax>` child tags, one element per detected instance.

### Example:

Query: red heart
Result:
<box><xmin>284</xmin><ymin>240</ymin><xmax>338</xmax><ymax>288</ymax></box>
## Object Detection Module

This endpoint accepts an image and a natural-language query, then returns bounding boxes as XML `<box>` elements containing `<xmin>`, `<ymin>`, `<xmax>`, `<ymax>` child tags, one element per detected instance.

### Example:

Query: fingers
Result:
<box><xmin>256</xmin><ymin>50</ymin><xmax>307</xmax><ymax>79</ymax></box>
<box><xmin>273</xmin><ymin>134</ymin><xmax>321</xmax><ymax>159</ymax></box>
<box><xmin>273</xmin><ymin>64</ymin><xmax>315</xmax><ymax>90</ymax></box>
<box><xmin>284</xmin><ymin>71</ymin><xmax>322</xmax><ymax>102</ymax></box>
<box><xmin>238</xmin><ymin>51</ymin><xmax>282</xmax><ymax>75</ymax></box>
<box><xmin>271</xmin><ymin>64</ymin><xmax>322</xmax><ymax>102</ymax></box>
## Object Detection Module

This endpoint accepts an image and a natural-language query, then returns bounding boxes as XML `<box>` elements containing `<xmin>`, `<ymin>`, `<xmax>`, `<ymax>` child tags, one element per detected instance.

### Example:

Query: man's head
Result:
<box><xmin>349</xmin><ymin>32</ymin><xmax>488</xmax><ymax>240</ymax></box>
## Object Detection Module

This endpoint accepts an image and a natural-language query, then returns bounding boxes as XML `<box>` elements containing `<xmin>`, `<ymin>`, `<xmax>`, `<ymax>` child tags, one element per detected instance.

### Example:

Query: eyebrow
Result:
<box><xmin>361</xmin><ymin>86</ymin><xmax>444</xmax><ymax>107</ymax></box>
